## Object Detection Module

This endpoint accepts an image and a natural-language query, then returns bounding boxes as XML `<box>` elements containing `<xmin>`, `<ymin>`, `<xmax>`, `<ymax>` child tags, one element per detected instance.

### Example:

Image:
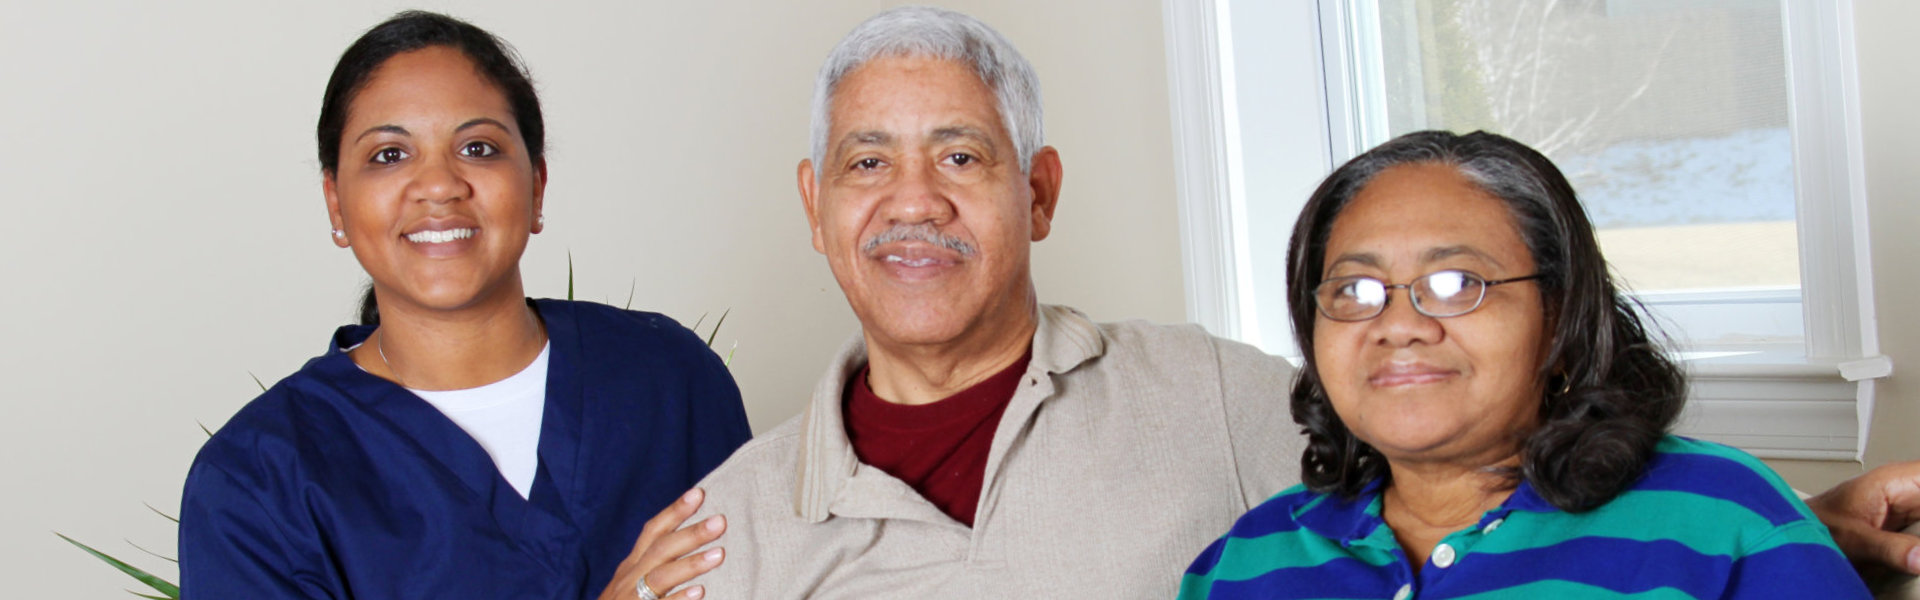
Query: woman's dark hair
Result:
<box><xmin>357</xmin><ymin>282</ymin><xmax>380</xmax><ymax>326</ymax></box>
<box><xmin>318</xmin><ymin>11</ymin><xmax>546</xmax><ymax>326</ymax></box>
<box><xmin>1285</xmin><ymin>130</ymin><xmax>1686</xmax><ymax>512</ymax></box>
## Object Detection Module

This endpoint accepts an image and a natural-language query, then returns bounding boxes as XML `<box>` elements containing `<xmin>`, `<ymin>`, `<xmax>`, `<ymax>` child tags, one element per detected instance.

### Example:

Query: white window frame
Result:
<box><xmin>1163</xmin><ymin>0</ymin><xmax>1888</xmax><ymax>460</ymax></box>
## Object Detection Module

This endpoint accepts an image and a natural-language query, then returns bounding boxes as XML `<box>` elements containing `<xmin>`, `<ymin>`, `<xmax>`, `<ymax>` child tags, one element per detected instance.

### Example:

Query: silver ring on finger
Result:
<box><xmin>637</xmin><ymin>574</ymin><xmax>662</xmax><ymax>600</ymax></box>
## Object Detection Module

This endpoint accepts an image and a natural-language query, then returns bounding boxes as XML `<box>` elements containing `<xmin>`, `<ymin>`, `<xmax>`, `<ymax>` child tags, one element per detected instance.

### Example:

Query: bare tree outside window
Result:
<box><xmin>1363</xmin><ymin>0</ymin><xmax>1798</xmax><ymax>293</ymax></box>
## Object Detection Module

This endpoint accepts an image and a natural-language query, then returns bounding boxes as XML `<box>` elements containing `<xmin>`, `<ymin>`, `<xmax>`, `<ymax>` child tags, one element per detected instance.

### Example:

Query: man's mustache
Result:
<box><xmin>860</xmin><ymin>224</ymin><xmax>977</xmax><ymax>257</ymax></box>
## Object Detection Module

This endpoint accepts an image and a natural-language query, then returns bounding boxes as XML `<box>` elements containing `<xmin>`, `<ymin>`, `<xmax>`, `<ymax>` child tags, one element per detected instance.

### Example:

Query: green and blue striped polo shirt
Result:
<box><xmin>1179</xmin><ymin>436</ymin><xmax>1869</xmax><ymax>599</ymax></box>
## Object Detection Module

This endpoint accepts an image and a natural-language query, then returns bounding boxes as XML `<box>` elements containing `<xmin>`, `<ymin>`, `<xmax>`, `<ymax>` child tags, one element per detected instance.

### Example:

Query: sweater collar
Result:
<box><xmin>792</xmin><ymin>304</ymin><xmax>1106</xmax><ymax>522</ymax></box>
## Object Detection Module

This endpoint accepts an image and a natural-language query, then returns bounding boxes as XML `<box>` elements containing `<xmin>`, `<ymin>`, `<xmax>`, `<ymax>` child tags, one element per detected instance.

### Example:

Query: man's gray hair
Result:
<box><xmin>810</xmin><ymin>6</ymin><xmax>1045</xmax><ymax>174</ymax></box>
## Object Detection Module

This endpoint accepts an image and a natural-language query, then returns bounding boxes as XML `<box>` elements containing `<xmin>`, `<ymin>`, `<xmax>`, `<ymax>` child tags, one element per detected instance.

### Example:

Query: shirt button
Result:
<box><xmin>1432</xmin><ymin>543</ymin><xmax>1457</xmax><ymax>568</ymax></box>
<box><xmin>1482</xmin><ymin>518</ymin><xmax>1504</xmax><ymax>534</ymax></box>
<box><xmin>1392</xmin><ymin>583</ymin><xmax>1412</xmax><ymax>600</ymax></box>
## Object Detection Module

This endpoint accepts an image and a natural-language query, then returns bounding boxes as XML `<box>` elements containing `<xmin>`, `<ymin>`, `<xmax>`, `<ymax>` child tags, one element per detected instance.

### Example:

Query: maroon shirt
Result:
<box><xmin>843</xmin><ymin>350</ymin><xmax>1033</xmax><ymax>527</ymax></box>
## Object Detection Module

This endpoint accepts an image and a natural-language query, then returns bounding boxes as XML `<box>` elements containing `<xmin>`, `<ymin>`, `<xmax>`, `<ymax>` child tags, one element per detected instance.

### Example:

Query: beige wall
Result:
<box><xmin>0</xmin><ymin>1</ymin><xmax>1182</xmax><ymax>595</ymax></box>
<box><xmin>1840</xmin><ymin>0</ymin><xmax>1920</xmax><ymax>484</ymax></box>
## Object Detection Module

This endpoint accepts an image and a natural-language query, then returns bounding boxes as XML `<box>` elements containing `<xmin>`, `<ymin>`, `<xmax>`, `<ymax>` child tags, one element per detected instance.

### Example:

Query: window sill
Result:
<box><xmin>1676</xmin><ymin>349</ymin><xmax>1891</xmax><ymax>461</ymax></box>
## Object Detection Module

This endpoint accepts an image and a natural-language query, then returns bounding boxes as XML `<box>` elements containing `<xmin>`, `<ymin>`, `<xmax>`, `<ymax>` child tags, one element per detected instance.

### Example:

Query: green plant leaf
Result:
<box><xmin>705</xmin><ymin>308</ymin><xmax>731</xmax><ymax>348</ymax></box>
<box><xmin>249</xmin><ymin>372</ymin><xmax>267</xmax><ymax>392</ymax></box>
<box><xmin>126</xmin><ymin>538</ymin><xmax>177</xmax><ymax>564</ymax></box>
<box><xmin>567</xmin><ymin>251</ymin><xmax>575</xmax><ymax>301</ymax></box>
<box><xmin>143</xmin><ymin>502</ymin><xmax>178</xmax><ymax>525</ymax></box>
<box><xmin>690</xmin><ymin>311</ymin><xmax>709</xmax><ymax>332</ymax></box>
<box><xmin>625</xmin><ymin>279</ymin><xmax>637</xmax><ymax>311</ymax></box>
<box><xmin>725</xmin><ymin>341</ymin><xmax>737</xmax><ymax>368</ymax></box>
<box><xmin>197</xmin><ymin>422</ymin><xmax>214</xmax><ymax>438</ymax></box>
<box><xmin>55</xmin><ymin>533</ymin><xmax>180</xmax><ymax>599</ymax></box>
<box><xmin>128</xmin><ymin>592</ymin><xmax>172</xmax><ymax>600</ymax></box>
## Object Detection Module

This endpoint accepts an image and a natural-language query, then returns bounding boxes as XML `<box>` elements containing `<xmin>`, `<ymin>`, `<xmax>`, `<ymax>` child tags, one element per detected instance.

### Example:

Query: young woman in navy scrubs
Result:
<box><xmin>179</xmin><ymin>12</ymin><xmax>750</xmax><ymax>598</ymax></box>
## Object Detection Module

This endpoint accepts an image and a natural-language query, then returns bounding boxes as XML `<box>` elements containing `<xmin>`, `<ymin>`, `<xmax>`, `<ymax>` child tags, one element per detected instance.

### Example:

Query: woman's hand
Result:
<box><xmin>598</xmin><ymin>488</ymin><xmax>728</xmax><ymax>600</ymax></box>
<box><xmin>1806</xmin><ymin>460</ymin><xmax>1920</xmax><ymax>576</ymax></box>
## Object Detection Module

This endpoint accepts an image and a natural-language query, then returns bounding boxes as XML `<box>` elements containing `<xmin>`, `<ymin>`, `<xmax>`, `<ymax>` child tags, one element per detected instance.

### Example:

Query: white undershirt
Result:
<box><xmin>405</xmin><ymin>342</ymin><xmax>550</xmax><ymax>499</ymax></box>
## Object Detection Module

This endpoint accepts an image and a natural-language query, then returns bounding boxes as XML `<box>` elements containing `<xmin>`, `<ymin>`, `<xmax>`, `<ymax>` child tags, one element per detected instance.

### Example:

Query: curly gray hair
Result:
<box><xmin>809</xmin><ymin>6</ymin><xmax>1045</xmax><ymax>175</ymax></box>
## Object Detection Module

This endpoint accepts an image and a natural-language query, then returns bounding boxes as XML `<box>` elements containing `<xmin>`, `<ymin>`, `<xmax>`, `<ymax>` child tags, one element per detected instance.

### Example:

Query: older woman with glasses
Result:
<box><xmin>1179</xmin><ymin>131</ymin><xmax>1869</xmax><ymax>599</ymax></box>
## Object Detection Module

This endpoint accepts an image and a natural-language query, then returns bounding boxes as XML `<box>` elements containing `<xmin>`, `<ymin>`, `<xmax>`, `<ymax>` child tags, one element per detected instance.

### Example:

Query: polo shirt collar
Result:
<box><xmin>1294</xmin><ymin>479</ymin><xmax>1390</xmax><ymax>545</ymax></box>
<box><xmin>1293</xmin><ymin>477</ymin><xmax>1561</xmax><ymax>547</ymax></box>
<box><xmin>1497</xmin><ymin>478</ymin><xmax>1557</xmax><ymax>514</ymax></box>
<box><xmin>1030</xmin><ymin>304</ymin><xmax>1106</xmax><ymax>377</ymax></box>
<box><xmin>791</xmin><ymin>303</ymin><xmax>1107</xmax><ymax>522</ymax></box>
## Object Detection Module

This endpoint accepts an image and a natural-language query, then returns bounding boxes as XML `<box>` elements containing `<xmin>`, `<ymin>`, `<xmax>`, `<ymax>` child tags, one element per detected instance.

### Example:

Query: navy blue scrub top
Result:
<box><xmin>180</xmin><ymin>299</ymin><xmax>752</xmax><ymax>599</ymax></box>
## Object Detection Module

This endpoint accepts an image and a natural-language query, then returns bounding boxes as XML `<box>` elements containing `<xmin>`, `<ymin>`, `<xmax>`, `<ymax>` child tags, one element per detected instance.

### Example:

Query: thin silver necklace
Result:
<box><xmin>375</xmin><ymin>332</ymin><xmax>409</xmax><ymax>389</ymax></box>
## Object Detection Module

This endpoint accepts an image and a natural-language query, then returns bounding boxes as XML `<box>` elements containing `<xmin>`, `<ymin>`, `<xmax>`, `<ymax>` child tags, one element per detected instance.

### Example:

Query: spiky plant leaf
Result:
<box><xmin>143</xmin><ymin>503</ymin><xmax>178</xmax><ymax>525</ymax></box>
<box><xmin>55</xmin><ymin>533</ymin><xmax>180</xmax><ymax>599</ymax></box>
<box><xmin>705</xmin><ymin>308</ymin><xmax>731</xmax><ymax>348</ymax></box>
<box><xmin>126</xmin><ymin>538</ymin><xmax>176</xmax><ymax>564</ymax></box>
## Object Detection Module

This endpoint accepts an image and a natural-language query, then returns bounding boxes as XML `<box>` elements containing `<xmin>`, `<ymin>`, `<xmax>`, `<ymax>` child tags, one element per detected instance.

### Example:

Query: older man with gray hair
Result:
<box><xmin>599</xmin><ymin>6</ymin><xmax>1299</xmax><ymax>599</ymax></box>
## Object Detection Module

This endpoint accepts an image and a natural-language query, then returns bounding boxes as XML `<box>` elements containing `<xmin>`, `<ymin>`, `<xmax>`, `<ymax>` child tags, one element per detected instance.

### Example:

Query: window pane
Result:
<box><xmin>1357</xmin><ymin>0</ymin><xmax>1798</xmax><ymax>293</ymax></box>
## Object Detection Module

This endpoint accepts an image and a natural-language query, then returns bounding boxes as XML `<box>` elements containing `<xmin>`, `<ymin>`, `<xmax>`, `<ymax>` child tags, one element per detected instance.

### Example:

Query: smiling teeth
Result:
<box><xmin>406</xmin><ymin>228</ymin><xmax>475</xmax><ymax>244</ymax></box>
<box><xmin>885</xmin><ymin>255</ymin><xmax>936</xmax><ymax>267</ymax></box>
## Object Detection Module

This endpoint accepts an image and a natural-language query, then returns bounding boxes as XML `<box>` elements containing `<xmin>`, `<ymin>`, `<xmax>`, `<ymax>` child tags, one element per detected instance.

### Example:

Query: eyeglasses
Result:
<box><xmin>1313</xmin><ymin>270</ymin><xmax>1542</xmax><ymax>322</ymax></box>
